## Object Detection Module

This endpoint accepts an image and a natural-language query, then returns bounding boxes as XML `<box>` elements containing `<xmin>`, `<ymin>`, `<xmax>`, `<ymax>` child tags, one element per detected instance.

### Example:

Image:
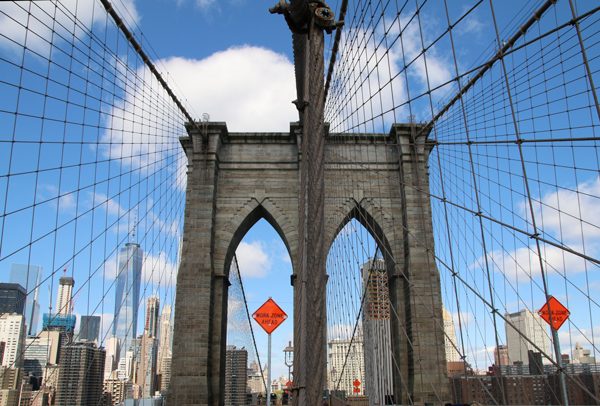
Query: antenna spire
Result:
<box><xmin>132</xmin><ymin>209</ymin><xmax>137</xmax><ymax>244</ymax></box>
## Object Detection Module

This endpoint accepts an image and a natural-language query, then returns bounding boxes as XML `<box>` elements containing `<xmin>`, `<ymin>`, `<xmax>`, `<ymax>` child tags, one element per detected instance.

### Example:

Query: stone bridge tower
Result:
<box><xmin>166</xmin><ymin>121</ymin><xmax>450</xmax><ymax>406</ymax></box>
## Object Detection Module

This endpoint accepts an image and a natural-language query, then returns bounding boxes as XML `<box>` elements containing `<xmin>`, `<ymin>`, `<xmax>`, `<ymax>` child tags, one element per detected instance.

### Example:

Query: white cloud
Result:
<box><xmin>59</xmin><ymin>193</ymin><xmax>77</xmax><ymax>212</ymax></box>
<box><xmin>558</xmin><ymin>325</ymin><xmax>600</xmax><ymax>354</ymax></box>
<box><xmin>227</xmin><ymin>298</ymin><xmax>245</xmax><ymax>331</ymax></box>
<box><xmin>327</xmin><ymin>13</ymin><xmax>454</xmax><ymax>130</ymax></box>
<box><xmin>485</xmin><ymin>244</ymin><xmax>591</xmax><ymax>282</ymax></box>
<box><xmin>271</xmin><ymin>240</ymin><xmax>291</xmax><ymax>264</ymax></box>
<box><xmin>390</xmin><ymin>16</ymin><xmax>452</xmax><ymax>93</ymax></box>
<box><xmin>91</xmin><ymin>192</ymin><xmax>127</xmax><ymax>218</ymax></box>
<box><xmin>196</xmin><ymin>0</ymin><xmax>218</xmax><ymax>10</ymax></box>
<box><xmin>466</xmin><ymin>345</ymin><xmax>496</xmax><ymax>371</ymax></box>
<box><xmin>328</xmin><ymin>29</ymin><xmax>408</xmax><ymax>131</ymax></box>
<box><xmin>228</xmin><ymin>298</ymin><xmax>244</xmax><ymax>319</ymax></box>
<box><xmin>88</xmin><ymin>192</ymin><xmax>181</xmax><ymax>238</ymax></box>
<box><xmin>98</xmin><ymin>46</ymin><xmax>296</xmax><ymax>197</ymax></box>
<box><xmin>533</xmin><ymin>177</ymin><xmax>600</xmax><ymax>242</ymax></box>
<box><xmin>338</xmin><ymin>221</ymin><xmax>357</xmax><ymax>238</ymax></box>
<box><xmin>100</xmin><ymin>255</ymin><xmax>118</xmax><ymax>281</ymax></box>
<box><xmin>589</xmin><ymin>281</ymin><xmax>600</xmax><ymax>291</ymax></box>
<box><xmin>236</xmin><ymin>241</ymin><xmax>271</xmax><ymax>278</ymax></box>
<box><xmin>451</xmin><ymin>311</ymin><xmax>473</xmax><ymax>327</ymax></box>
<box><xmin>453</xmin><ymin>6</ymin><xmax>484</xmax><ymax>37</ymax></box>
<box><xmin>175</xmin><ymin>152</ymin><xmax>188</xmax><ymax>192</ymax></box>
<box><xmin>141</xmin><ymin>251</ymin><xmax>178</xmax><ymax>287</ymax></box>
<box><xmin>0</xmin><ymin>0</ymin><xmax>140</xmax><ymax>57</ymax></box>
<box><xmin>475</xmin><ymin>177</ymin><xmax>600</xmax><ymax>283</ymax></box>
<box><xmin>158</xmin><ymin>48</ymin><xmax>297</xmax><ymax>132</ymax></box>
<box><xmin>36</xmin><ymin>185</ymin><xmax>77</xmax><ymax>212</ymax></box>
<box><xmin>281</xmin><ymin>252</ymin><xmax>292</xmax><ymax>264</ymax></box>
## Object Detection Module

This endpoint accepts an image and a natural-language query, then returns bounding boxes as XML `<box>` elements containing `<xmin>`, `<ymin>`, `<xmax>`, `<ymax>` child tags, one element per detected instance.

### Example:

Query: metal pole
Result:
<box><xmin>548</xmin><ymin>303</ymin><xmax>568</xmax><ymax>406</ymax></box>
<box><xmin>268</xmin><ymin>333</ymin><xmax>272</xmax><ymax>406</ymax></box>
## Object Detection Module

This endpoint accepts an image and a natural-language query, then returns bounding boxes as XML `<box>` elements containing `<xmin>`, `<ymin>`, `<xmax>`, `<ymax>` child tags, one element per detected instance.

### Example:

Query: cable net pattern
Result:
<box><xmin>227</xmin><ymin>254</ymin><xmax>267</xmax><ymax>395</ymax></box>
<box><xmin>1</xmin><ymin>0</ymin><xmax>600</xmax><ymax>405</ymax></box>
<box><xmin>325</xmin><ymin>0</ymin><xmax>600</xmax><ymax>405</ymax></box>
<box><xmin>0</xmin><ymin>1</ymin><xmax>186</xmax><ymax>402</ymax></box>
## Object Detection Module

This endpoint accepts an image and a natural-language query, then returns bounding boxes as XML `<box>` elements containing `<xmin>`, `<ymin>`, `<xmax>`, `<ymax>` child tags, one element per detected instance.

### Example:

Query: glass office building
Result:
<box><xmin>9</xmin><ymin>263</ymin><xmax>42</xmax><ymax>336</ymax></box>
<box><xmin>79</xmin><ymin>315</ymin><xmax>101</xmax><ymax>342</ymax></box>
<box><xmin>113</xmin><ymin>242</ymin><xmax>143</xmax><ymax>360</ymax></box>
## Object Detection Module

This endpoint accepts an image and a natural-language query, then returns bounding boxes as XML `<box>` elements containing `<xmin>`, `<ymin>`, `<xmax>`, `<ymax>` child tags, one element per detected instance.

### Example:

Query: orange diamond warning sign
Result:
<box><xmin>538</xmin><ymin>296</ymin><xmax>570</xmax><ymax>331</ymax></box>
<box><xmin>252</xmin><ymin>298</ymin><xmax>287</xmax><ymax>335</ymax></box>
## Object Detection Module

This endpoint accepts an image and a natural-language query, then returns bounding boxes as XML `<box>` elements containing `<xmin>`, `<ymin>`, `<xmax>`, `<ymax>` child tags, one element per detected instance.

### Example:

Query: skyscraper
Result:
<box><xmin>113</xmin><ymin>241</ymin><xmax>143</xmax><ymax>360</ymax></box>
<box><xmin>0</xmin><ymin>314</ymin><xmax>25</xmax><ymax>368</ymax></box>
<box><xmin>55</xmin><ymin>342</ymin><xmax>105</xmax><ymax>406</ymax></box>
<box><xmin>160</xmin><ymin>355</ymin><xmax>172</xmax><ymax>391</ymax></box>
<box><xmin>43</xmin><ymin>276</ymin><xmax>76</xmax><ymax>350</ymax></box>
<box><xmin>104</xmin><ymin>336</ymin><xmax>121</xmax><ymax>380</ymax></box>
<box><xmin>137</xmin><ymin>333</ymin><xmax>158</xmax><ymax>398</ymax></box>
<box><xmin>9</xmin><ymin>263</ymin><xmax>43</xmax><ymax>336</ymax></box>
<box><xmin>328</xmin><ymin>329</ymin><xmax>365</xmax><ymax>396</ymax></box>
<box><xmin>443</xmin><ymin>307</ymin><xmax>460</xmax><ymax>362</ymax></box>
<box><xmin>79</xmin><ymin>315</ymin><xmax>101</xmax><ymax>342</ymax></box>
<box><xmin>225</xmin><ymin>346</ymin><xmax>248</xmax><ymax>406</ymax></box>
<box><xmin>361</xmin><ymin>259</ymin><xmax>393</xmax><ymax>406</ymax></box>
<box><xmin>56</xmin><ymin>276</ymin><xmax>74</xmax><ymax>315</ymax></box>
<box><xmin>23</xmin><ymin>331</ymin><xmax>60</xmax><ymax>377</ymax></box>
<box><xmin>157</xmin><ymin>305</ymin><xmax>172</xmax><ymax>378</ymax></box>
<box><xmin>145</xmin><ymin>295</ymin><xmax>160</xmax><ymax>338</ymax></box>
<box><xmin>0</xmin><ymin>283</ymin><xmax>26</xmax><ymax>316</ymax></box>
<box><xmin>505</xmin><ymin>309</ymin><xmax>551</xmax><ymax>365</ymax></box>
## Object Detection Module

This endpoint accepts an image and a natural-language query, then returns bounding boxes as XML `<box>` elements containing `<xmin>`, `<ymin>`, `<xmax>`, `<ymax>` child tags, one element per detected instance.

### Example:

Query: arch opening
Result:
<box><xmin>223</xmin><ymin>203</ymin><xmax>295</xmax><ymax>279</ymax></box>
<box><xmin>326</xmin><ymin>203</ymin><xmax>397</xmax><ymax>406</ymax></box>
<box><xmin>225</xmin><ymin>217</ymin><xmax>294</xmax><ymax>399</ymax></box>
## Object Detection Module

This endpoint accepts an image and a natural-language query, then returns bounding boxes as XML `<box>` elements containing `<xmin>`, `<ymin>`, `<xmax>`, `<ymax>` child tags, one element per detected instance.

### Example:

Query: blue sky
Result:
<box><xmin>1</xmin><ymin>0</ymin><xmax>599</xmax><ymax>384</ymax></box>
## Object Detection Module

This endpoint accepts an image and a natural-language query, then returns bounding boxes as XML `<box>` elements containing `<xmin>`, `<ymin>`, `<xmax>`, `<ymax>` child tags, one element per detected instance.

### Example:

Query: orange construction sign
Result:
<box><xmin>353</xmin><ymin>379</ymin><xmax>360</xmax><ymax>387</ymax></box>
<box><xmin>252</xmin><ymin>298</ymin><xmax>288</xmax><ymax>335</ymax></box>
<box><xmin>538</xmin><ymin>296</ymin><xmax>570</xmax><ymax>331</ymax></box>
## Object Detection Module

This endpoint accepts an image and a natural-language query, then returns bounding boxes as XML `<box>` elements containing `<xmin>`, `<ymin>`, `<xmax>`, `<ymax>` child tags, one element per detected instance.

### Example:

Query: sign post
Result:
<box><xmin>538</xmin><ymin>296</ymin><xmax>570</xmax><ymax>330</ymax></box>
<box><xmin>253</xmin><ymin>298</ymin><xmax>288</xmax><ymax>406</ymax></box>
<box><xmin>538</xmin><ymin>296</ymin><xmax>570</xmax><ymax>406</ymax></box>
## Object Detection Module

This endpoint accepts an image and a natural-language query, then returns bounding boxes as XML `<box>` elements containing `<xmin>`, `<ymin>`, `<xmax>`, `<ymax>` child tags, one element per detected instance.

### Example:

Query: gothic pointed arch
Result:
<box><xmin>218</xmin><ymin>196</ymin><xmax>297</xmax><ymax>277</ymax></box>
<box><xmin>326</xmin><ymin>196</ymin><xmax>398</xmax><ymax>275</ymax></box>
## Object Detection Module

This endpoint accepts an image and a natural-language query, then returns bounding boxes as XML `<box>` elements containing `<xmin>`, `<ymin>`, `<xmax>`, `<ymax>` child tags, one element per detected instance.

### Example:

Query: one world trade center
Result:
<box><xmin>113</xmin><ymin>240</ymin><xmax>143</xmax><ymax>360</ymax></box>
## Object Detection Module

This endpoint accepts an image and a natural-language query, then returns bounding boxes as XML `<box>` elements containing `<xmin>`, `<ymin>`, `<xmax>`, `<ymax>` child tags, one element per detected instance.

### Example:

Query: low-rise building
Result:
<box><xmin>450</xmin><ymin>370</ymin><xmax>600</xmax><ymax>405</ymax></box>
<box><xmin>23</xmin><ymin>332</ymin><xmax>60</xmax><ymax>378</ymax></box>
<box><xmin>103</xmin><ymin>376</ymin><xmax>133</xmax><ymax>405</ymax></box>
<box><xmin>0</xmin><ymin>366</ymin><xmax>21</xmax><ymax>406</ymax></box>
